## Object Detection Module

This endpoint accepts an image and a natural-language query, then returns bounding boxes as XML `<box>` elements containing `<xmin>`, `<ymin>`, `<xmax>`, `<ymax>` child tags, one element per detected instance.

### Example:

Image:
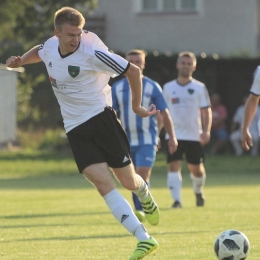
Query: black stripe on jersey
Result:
<box><xmin>39</xmin><ymin>43</ymin><xmax>45</xmax><ymax>50</ymax></box>
<box><xmin>95</xmin><ymin>50</ymin><xmax>125</xmax><ymax>74</ymax></box>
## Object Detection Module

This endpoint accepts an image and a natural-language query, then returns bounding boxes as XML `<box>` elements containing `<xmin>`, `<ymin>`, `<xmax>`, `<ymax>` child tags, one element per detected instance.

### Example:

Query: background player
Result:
<box><xmin>163</xmin><ymin>51</ymin><xmax>212</xmax><ymax>208</ymax></box>
<box><xmin>241</xmin><ymin>66</ymin><xmax>260</xmax><ymax>152</ymax></box>
<box><xmin>112</xmin><ymin>49</ymin><xmax>178</xmax><ymax>221</ymax></box>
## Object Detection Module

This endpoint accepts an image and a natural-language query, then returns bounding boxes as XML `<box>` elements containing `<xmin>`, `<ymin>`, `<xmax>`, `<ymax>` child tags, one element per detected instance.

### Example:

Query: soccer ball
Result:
<box><xmin>214</xmin><ymin>230</ymin><xmax>250</xmax><ymax>260</ymax></box>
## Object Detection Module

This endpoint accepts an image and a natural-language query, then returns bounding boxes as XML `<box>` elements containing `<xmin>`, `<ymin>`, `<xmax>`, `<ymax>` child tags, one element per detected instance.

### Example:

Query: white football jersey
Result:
<box><xmin>163</xmin><ymin>79</ymin><xmax>211</xmax><ymax>141</ymax></box>
<box><xmin>38</xmin><ymin>31</ymin><xmax>129</xmax><ymax>132</ymax></box>
<box><xmin>250</xmin><ymin>66</ymin><xmax>260</xmax><ymax>95</ymax></box>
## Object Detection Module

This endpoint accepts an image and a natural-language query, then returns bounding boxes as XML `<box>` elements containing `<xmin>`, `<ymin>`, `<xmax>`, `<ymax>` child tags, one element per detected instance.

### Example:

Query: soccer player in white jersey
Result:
<box><xmin>6</xmin><ymin>7</ymin><xmax>160</xmax><ymax>260</ymax></box>
<box><xmin>241</xmin><ymin>66</ymin><xmax>260</xmax><ymax>152</ymax></box>
<box><xmin>163</xmin><ymin>51</ymin><xmax>212</xmax><ymax>208</ymax></box>
<box><xmin>112</xmin><ymin>49</ymin><xmax>178</xmax><ymax>221</ymax></box>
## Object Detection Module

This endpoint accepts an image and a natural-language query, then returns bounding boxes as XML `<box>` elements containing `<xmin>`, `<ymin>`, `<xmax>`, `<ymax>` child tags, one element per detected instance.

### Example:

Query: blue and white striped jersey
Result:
<box><xmin>112</xmin><ymin>76</ymin><xmax>167</xmax><ymax>146</ymax></box>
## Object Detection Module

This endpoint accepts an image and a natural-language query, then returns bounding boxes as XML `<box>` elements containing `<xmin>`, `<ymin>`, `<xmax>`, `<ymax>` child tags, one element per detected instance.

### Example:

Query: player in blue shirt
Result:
<box><xmin>112</xmin><ymin>49</ymin><xmax>178</xmax><ymax>221</ymax></box>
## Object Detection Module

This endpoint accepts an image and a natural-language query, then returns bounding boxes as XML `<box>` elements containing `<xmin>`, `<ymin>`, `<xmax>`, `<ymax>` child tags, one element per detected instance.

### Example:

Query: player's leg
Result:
<box><xmin>166</xmin><ymin>140</ymin><xmax>183</xmax><ymax>208</ymax></box>
<box><xmin>113</xmin><ymin>164</ymin><xmax>159</xmax><ymax>226</ymax></box>
<box><xmin>185</xmin><ymin>141</ymin><xmax>206</xmax><ymax>206</ymax></box>
<box><xmin>112</xmin><ymin>164</ymin><xmax>159</xmax><ymax>259</ymax></box>
<box><xmin>83</xmin><ymin>163</ymin><xmax>158</xmax><ymax>260</ymax></box>
<box><xmin>67</xmin><ymin>108</ymin><xmax>158</xmax><ymax>259</ymax></box>
<box><xmin>167</xmin><ymin>160</ymin><xmax>182</xmax><ymax>208</ymax></box>
<box><xmin>188</xmin><ymin>163</ymin><xmax>206</xmax><ymax>206</ymax></box>
<box><xmin>131</xmin><ymin>145</ymin><xmax>156</xmax><ymax>222</ymax></box>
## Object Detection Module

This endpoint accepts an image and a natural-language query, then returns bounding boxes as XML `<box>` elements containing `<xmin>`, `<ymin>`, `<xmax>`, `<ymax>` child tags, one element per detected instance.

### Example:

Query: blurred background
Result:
<box><xmin>1</xmin><ymin>0</ymin><xmax>260</xmax><ymax>154</ymax></box>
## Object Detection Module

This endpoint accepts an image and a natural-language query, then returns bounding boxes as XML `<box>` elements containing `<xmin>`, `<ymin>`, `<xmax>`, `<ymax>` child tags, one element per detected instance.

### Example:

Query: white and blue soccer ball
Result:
<box><xmin>214</xmin><ymin>229</ymin><xmax>250</xmax><ymax>260</ymax></box>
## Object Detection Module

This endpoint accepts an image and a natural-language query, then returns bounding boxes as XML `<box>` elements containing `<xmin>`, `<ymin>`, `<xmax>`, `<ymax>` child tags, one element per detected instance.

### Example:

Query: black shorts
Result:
<box><xmin>66</xmin><ymin>107</ymin><xmax>132</xmax><ymax>173</ymax></box>
<box><xmin>167</xmin><ymin>140</ymin><xmax>205</xmax><ymax>165</ymax></box>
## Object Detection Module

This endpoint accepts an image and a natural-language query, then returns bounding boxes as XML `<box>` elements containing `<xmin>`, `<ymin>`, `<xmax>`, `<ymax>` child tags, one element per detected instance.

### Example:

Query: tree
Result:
<box><xmin>0</xmin><ymin>0</ymin><xmax>98</xmax><ymax>129</ymax></box>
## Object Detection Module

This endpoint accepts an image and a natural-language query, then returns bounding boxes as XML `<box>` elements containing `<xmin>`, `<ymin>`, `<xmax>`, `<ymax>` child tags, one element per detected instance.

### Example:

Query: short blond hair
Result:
<box><xmin>54</xmin><ymin>7</ymin><xmax>85</xmax><ymax>30</ymax></box>
<box><xmin>125</xmin><ymin>49</ymin><xmax>146</xmax><ymax>62</ymax></box>
<box><xmin>178</xmin><ymin>51</ymin><xmax>197</xmax><ymax>65</ymax></box>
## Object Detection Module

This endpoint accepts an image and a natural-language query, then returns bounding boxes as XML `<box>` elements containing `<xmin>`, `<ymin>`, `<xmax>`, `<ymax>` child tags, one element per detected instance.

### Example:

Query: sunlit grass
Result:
<box><xmin>0</xmin><ymin>151</ymin><xmax>259</xmax><ymax>259</ymax></box>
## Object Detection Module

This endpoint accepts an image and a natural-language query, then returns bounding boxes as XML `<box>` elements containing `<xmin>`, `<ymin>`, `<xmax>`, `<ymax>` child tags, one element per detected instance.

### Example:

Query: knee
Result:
<box><xmin>119</xmin><ymin>174</ymin><xmax>142</xmax><ymax>191</ymax></box>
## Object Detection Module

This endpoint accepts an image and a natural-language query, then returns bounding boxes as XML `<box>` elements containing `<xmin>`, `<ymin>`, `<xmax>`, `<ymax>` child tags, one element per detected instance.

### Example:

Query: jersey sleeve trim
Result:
<box><xmin>200</xmin><ymin>105</ymin><xmax>211</xmax><ymax>109</ymax></box>
<box><xmin>94</xmin><ymin>50</ymin><xmax>126</xmax><ymax>74</ymax></box>
<box><xmin>121</xmin><ymin>62</ymin><xmax>130</xmax><ymax>75</ymax></box>
<box><xmin>250</xmin><ymin>91</ymin><xmax>260</xmax><ymax>96</ymax></box>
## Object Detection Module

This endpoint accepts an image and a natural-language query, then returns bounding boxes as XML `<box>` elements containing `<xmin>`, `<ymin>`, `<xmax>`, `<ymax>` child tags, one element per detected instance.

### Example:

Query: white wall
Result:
<box><xmin>92</xmin><ymin>0</ymin><xmax>257</xmax><ymax>56</ymax></box>
<box><xmin>0</xmin><ymin>69</ymin><xmax>18</xmax><ymax>144</ymax></box>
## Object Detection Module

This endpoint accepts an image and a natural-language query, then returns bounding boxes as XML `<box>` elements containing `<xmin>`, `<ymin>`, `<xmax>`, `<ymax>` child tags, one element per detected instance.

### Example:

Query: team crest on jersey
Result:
<box><xmin>188</xmin><ymin>89</ymin><xmax>194</xmax><ymax>94</ymax></box>
<box><xmin>68</xmin><ymin>65</ymin><xmax>80</xmax><ymax>78</ymax></box>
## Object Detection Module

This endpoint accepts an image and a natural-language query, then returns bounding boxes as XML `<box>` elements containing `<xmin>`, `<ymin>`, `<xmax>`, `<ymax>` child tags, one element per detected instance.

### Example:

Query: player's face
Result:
<box><xmin>55</xmin><ymin>23</ymin><xmax>82</xmax><ymax>55</ymax></box>
<box><xmin>176</xmin><ymin>56</ymin><xmax>196</xmax><ymax>78</ymax></box>
<box><xmin>126</xmin><ymin>54</ymin><xmax>145</xmax><ymax>71</ymax></box>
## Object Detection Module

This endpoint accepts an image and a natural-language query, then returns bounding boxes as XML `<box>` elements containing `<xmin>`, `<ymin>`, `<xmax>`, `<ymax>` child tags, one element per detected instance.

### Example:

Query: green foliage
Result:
<box><xmin>0</xmin><ymin>0</ymin><xmax>97</xmax><ymax>129</ymax></box>
<box><xmin>0</xmin><ymin>0</ymin><xmax>98</xmax><ymax>46</ymax></box>
<box><xmin>17</xmin><ymin>129</ymin><xmax>68</xmax><ymax>150</ymax></box>
<box><xmin>39</xmin><ymin>129</ymin><xmax>68</xmax><ymax>150</ymax></box>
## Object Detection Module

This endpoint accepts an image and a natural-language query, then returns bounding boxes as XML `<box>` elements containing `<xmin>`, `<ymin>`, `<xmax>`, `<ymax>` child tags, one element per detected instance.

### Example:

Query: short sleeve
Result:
<box><xmin>38</xmin><ymin>43</ymin><xmax>45</xmax><ymax>62</ymax></box>
<box><xmin>93</xmin><ymin>49</ymin><xmax>130</xmax><ymax>78</ymax></box>
<box><xmin>199</xmin><ymin>86</ymin><xmax>211</xmax><ymax>108</ymax></box>
<box><xmin>250</xmin><ymin>66</ymin><xmax>260</xmax><ymax>96</ymax></box>
<box><xmin>153</xmin><ymin>83</ymin><xmax>168</xmax><ymax>111</ymax></box>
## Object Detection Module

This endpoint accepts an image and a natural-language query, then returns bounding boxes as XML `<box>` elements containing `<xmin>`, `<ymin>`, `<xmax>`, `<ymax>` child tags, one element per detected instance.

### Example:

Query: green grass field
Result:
<box><xmin>1</xmin><ymin>150</ymin><xmax>260</xmax><ymax>259</ymax></box>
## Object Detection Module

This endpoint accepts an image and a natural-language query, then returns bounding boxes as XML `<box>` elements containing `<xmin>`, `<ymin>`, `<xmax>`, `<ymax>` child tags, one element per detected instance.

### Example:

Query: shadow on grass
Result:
<box><xmin>1</xmin><ymin>152</ymin><xmax>260</xmax><ymax>189</ymax></box>
<box><xmin>0</xmin><ymin>210</ymin><xmax>110</xmax><ymax>220</ymax></box>
<box><xmin>2</xmin><ymin>228</ymin><xmax>259</xmax><ymax>243</ymax></box>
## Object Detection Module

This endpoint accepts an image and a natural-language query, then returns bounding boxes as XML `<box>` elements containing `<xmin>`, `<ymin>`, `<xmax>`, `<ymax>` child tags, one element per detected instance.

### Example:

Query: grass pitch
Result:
<box><xmin>0</xmin><ymin>150</ymin><xmax>260</xmax><ymax>259</ymax></box>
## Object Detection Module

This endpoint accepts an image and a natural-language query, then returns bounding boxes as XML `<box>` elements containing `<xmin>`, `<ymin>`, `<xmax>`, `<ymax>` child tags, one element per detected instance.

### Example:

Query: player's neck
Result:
<box><xmin>177</xmin><ymin>76</ymin><xmax>192</xmax><ymax>85</ymax></box>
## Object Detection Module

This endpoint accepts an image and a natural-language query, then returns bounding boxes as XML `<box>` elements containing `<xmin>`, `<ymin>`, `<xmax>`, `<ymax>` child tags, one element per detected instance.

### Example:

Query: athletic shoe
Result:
<box><xmin>196</xmin><ymin>193</ymin><xmax>205</xmax><ymax>206</ymax></box>
<box><xmin>135</xmin><ymin>210</ymin><xmax>146</xmax><ymax>223</ymax></box>
<box><xmin>129</xmin><ymin>237</ymin><xmax>159</xmax><ymax>260</ymax></box>
<box><xmin>140</xmin><ymin>192</ymin><xmax>160</xmax><ymax>226</ymax></box>
<box><xmin>172</xmin><ymin>201</ymin><xmax>182</xmax><ymax>208</ymax></box>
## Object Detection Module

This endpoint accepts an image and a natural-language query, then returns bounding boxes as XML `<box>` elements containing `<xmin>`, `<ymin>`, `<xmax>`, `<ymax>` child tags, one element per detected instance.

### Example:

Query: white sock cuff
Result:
<box><xmin>190</xmin><ymin>173</ymin><xmax>206</xmax><ymax>180</ymax></box>
<box><xmin>168</xmin><ymin>171</ymin><xmax>182</xmax><ymax>181</ymax></box>
<box><xmin>104</xmin><ymin>189</ymin><xmax>122</xmax><ymax>209</ymax></box>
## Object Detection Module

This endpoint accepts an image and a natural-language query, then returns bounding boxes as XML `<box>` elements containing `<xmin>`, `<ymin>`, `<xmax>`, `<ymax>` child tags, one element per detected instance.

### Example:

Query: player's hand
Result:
<box><xmin>6</xmin><ymin>56</ymin><xmax>22</xmax><ymax>68</ymax></box>
<box><xmin>133</xmin><ymin>104</ymin><xmax>160</xmax><ymax>118</ymax></box>
<box><xmin>168</xmin><ymin>137</ymin><xmax>178</xmax><ymax>154</ymax></box>
<box><xmin>200</xmin><ymin>131</ymin><xmax>210</xmax><ymax>145</ymax></box>
<box><xmin>241</xmin><ymin>129</ymin><xmax>253</xmax><ymax>151</ymax></box>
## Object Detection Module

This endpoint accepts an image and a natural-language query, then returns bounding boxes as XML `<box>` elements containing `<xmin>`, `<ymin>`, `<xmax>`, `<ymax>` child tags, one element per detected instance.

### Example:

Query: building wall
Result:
<box><xmin>0</xmin><ymin>69</ymin><xmax>17</xmax><ymax>144</ymax></box>
<box><xmin>92</xmin><ymin>0</ymin><xmax>257</xmax><ymax>56</ymax></box>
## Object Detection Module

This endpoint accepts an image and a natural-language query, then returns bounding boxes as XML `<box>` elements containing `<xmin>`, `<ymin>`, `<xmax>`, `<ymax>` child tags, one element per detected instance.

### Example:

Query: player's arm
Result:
<box><xmin>241</xmin><ymin>94</ymin><xmax>260</xmax><ymax>150</ymax></box>
<box><xmin>200</xmin><ymin>107</ymin><xmax>212</xmax><ymax>145</ymax></box>
<box><xmin>160</xmin><ymin>109</ymin><xmax>178</xmax><ymax>154</ymax></box>
<box><xmin>6</xmin><ymin>45</ymin><xmax>41</xmax><ymax>68</ymax></box>
<box><xmin>124</xmin><ymin>63</ymin><xmax>159</xmax><ymax>117</ymax></box>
